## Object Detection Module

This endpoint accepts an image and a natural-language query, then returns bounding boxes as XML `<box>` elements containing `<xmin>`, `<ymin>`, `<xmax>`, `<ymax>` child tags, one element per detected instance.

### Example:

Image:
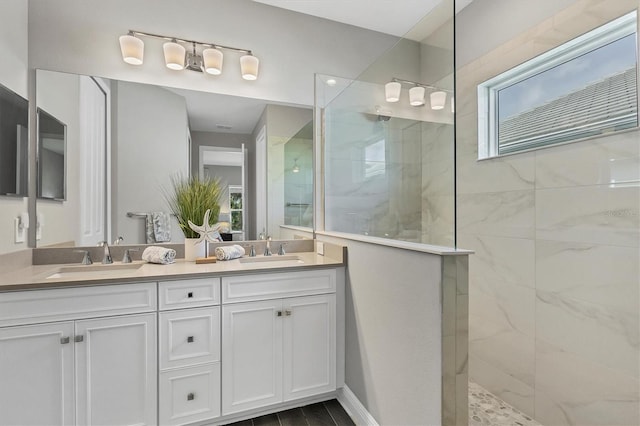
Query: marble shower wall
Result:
<box><xmin>457</xmin><ymin>1</ymin><xmax>640</xmax><ymax>425</ymax></box>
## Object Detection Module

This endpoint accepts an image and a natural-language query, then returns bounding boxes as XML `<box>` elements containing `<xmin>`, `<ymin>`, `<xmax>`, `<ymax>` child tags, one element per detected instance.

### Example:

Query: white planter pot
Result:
<box><xmin>184</xmin><ymin>238</ymin><xmax>206</xmax><ymax>261</ymax></box>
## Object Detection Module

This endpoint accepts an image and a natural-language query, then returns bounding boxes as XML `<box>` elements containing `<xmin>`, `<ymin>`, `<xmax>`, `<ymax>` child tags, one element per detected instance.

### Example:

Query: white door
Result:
<box><xmin>0</xmin><ymin>322</ymin><xmax>75</xmax><ymax>426</ymax></box>
<box><xmin>75</xmin><ymin>313</ymin><xmax>157</xmax><ymax>426</ymax></box>
<box><xmin>283</xmin><ymin>294</ymin><xmax>336</xmax><ymax>401</ymax></box>
<box><xmin>222</xmin><ymin>300</ymin><xmax>283</xmax><ymax>415</ymax></box>
<box><xmin>79</xmin><ymin>76</ymin><xmax>108</xmax><ymax>246</ymax></box>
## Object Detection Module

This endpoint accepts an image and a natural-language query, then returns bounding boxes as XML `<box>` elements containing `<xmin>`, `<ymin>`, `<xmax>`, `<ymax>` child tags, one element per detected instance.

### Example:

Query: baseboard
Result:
<box><xmin>337</xmin><ymin>386</ymin><xmax>378</xmax><ymax>426</ymax></box>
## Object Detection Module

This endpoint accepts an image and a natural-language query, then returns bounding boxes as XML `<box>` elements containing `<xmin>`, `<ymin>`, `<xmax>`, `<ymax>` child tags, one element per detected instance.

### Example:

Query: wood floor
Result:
<box><xmin>223</xmin><ymin>400</ymin><xmax>355</xmax><ymax>426</ymax></box>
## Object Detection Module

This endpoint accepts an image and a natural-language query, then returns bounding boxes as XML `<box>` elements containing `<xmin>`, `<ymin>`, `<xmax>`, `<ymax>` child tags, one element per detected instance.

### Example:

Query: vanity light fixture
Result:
<box><xmin>118</xmin><ymin>30</ymin><xmax>259</xmax><ymax>80</ymax></box>
<box><xmin>385</xmin><ymin>77</ymin><xmax>452</xmax><ymax>110</ymax></box>
<box><xmin>292</xmin><ymin>159</ymin><xmax>300</xmax><ymax>173</ymax></box>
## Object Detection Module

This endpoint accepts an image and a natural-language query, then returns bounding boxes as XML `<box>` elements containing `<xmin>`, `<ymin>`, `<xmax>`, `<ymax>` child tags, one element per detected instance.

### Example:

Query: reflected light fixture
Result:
<box><xmin>292</xmin><ymin>159</ymin><xmax>300</xmax><ymax>173</ymax></box>
<box><xmin>430</xmin><ymin>91</ymin><xmax>447</xmax><ymax>110</ymax></box>
<box><xmin>385</xmin><ymin>77</ymin><xmax>452</xmax><ymax>110</ymax></box>
<box><xmin>118</xmin><ymin>30</ymin><xmax>259</xmax><ymax>80</ymax></box>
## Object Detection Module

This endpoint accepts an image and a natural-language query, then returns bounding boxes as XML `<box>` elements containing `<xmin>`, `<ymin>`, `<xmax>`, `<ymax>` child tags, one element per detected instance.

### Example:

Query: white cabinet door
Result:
<box><xmin>0</xmin><ymin>322</ymin><xmax>75</xmax><ymax>426</ymax></box>
<box><xmin>75</xmin><ymin>313</ymin><xmax>157</xmax><ymax>426</ymax></box>
<box><xmin>222</xmin><ymin>300</ymin><xmax>283</xmax><ymax>415</ymax></box>
<box><xmin>283</xmin><ymin>294</ymin><xmax>336</xmax><ymax>401</ymax></box>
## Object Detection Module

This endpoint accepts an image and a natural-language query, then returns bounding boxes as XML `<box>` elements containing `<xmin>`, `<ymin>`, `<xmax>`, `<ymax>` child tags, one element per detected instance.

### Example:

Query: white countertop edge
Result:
<box><xmin>315</xmin><ymin>231</ymin><xmax>473</xmax><ymax>256</ymax></box>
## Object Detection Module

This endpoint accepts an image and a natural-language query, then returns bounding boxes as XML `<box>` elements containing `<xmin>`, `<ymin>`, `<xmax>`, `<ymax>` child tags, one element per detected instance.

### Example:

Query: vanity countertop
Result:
<box><xmin>0</xmin><ymin>251</ymin><xmax>345</xmax><ymax>292</ymax></box>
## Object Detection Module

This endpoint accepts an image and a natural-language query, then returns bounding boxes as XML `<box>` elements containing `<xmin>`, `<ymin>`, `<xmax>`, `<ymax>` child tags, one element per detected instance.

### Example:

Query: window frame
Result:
<box><xmin>477</xmin><ymin>10</ymin><xmax>638</xmax><ymax>159</ymax></box>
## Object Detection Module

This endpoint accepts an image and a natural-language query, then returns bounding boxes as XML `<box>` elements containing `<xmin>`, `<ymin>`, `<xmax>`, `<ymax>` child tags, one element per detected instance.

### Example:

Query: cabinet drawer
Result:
<box><xmin>159</xmin><ymin>278</ymin><xmax>220</xmax><ymax>310</ymax></box>
<box><xmin>0</xmin><ymin>283</ymin><xmax>157</xmax><ymax>327</ymax></box>
<box><xmin>222</xmin><ymin>269</ymin><xmax>336</xmax><ymax>303</ymax></box>
<box><xmin>159</xmin><ymin>363</ymin><xmax>221</xmax><ymax>426</ymax></box>
<box><xmin>160</xmin><ymin>307</ymin><xmax>220</xmax><ymax>370</ymax></box>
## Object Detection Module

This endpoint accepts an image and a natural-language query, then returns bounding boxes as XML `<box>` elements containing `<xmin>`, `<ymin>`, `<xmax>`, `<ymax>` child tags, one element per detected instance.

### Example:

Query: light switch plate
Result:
<box><xmin>14</xmin><ymin>218</ymin><xmax>25</xmax><ymax>243</ymax></box>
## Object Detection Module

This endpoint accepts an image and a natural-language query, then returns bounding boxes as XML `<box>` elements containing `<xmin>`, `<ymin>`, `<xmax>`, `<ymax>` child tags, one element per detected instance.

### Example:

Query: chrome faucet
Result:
<box><xmin>278</xmin><ymin>243</ymin><xmax>286</xmax><ymax>256</ymax></box>
<box><xmin>113</xmin><ymin>236</ymin><xmax>124</xmax><ymax>245</ymax></box>
<box><xmin>249</xmin><ymin>245</ymin><xmax>256</xmax><ymax>257</ymax></box>
<box><xmin>98</xmin><ymin>241</ymin><xmax>113</xmax><ymax>264</ymax></box>
<box><xmin>264</xmin><ymin>237</ymin><xmax>272</xmax><ymax>256</ymax></box>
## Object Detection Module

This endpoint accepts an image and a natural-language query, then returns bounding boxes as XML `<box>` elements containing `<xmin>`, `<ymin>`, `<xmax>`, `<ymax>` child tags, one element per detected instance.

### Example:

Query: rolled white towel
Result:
<box><xmin>142</xmin><ymin>246</ymin><xmax>176</xmax><ymax>264</ymax></box>
<box><xmin>215</xmin><ymin>244</ymin><xmax>245</xmax><ymax>261</ymax></box>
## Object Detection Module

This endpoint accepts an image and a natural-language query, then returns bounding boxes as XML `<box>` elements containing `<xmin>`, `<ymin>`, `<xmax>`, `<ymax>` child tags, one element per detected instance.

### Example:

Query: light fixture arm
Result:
<box><xmin>390</xmin><ymin>77</ymin><xmax>452</xmax><ymax>93</ymax></box>
<box><xmin>128</xmin><ymin>30</ymin><xmax>253</xmax><ymax>55</ymax></box>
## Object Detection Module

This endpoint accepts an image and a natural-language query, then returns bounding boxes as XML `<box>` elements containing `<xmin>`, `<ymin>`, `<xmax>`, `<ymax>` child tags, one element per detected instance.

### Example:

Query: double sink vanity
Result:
<box><xmin>0</xmin><ymin>240</ymin><xmax>346</xmax><ymax>426</ymax></box>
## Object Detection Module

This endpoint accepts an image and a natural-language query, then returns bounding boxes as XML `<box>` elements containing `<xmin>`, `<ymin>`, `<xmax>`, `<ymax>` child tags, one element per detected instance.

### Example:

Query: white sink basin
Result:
<box><xmin>238</xmin><ymin>255</ymin><xmax>303</xmax><ymax>264</ymax></box>
<box><xmin>46</xmin><ymin>263</ymin><xmax>143</xmax><ymax>279</ymax></box>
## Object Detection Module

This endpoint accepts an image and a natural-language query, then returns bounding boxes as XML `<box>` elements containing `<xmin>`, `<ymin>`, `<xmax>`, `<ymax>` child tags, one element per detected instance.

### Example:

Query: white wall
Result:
<box><xmin>27</xmin><ymin>0</ymin><xmax>398</xmax><ymax>107</ymax></box>
<box><xmin>318</xmin><ymin>234</ymin><xmax>443</xmax><ymax>425</ymax></box>
<box><xmin>114</xmin><ymin>81</ymin><xmax>189</xmax><ymax>243</ymax></box>
<box><xmin>0</xmin><ymin>0</ymin><xmax>29</xmax><ymax>255</ymax></box>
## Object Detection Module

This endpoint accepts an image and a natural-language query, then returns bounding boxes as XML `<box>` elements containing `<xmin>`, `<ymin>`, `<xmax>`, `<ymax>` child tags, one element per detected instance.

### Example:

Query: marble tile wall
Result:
<box><xmin>457</xmin><ymin>0</ymin><xmax>640</xmax><ymax>424</ymax></box>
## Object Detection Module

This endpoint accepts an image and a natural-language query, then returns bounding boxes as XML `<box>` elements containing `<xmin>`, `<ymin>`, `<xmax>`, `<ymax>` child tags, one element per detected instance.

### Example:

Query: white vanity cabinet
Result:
<box><xmin>221</xmin><ymin>269</ymin><xmax>337</xmax><ymax>416</ymax></box>
<box><xmin>158</xmin><ymin>277</ymin><xmax>222</xmax><ymax>426</ymax></box>
<box><xmin>0</xmin><ymin>283</ymin><xmax>157</xmax><ymax>426</ymax></box>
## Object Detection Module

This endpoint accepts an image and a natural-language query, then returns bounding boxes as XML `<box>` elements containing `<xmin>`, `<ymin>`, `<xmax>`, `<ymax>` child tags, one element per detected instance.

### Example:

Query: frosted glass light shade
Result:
<box><xmin>203</xmin><ymin>48</ymin><xmax>223</xmax><ymax>75</ymax></box>
<box><xmin>430</xmin><ymin>91</ymin><xmax>447</xmax><ymax>110</ymax></box>
<box><xmin>163</xmin><ymin>41</ymin><xmax>186</xmax><ymax>70</ymax></box>
<box><xmin>240</xmin><ymin>55</ymin><xmax>259</xmax><ymax>80</ymax></box>
<box><xmin>409</xmin><ymin>86</ymin><xmax>425</xmax><ymax>106</ymax></box>
<box><xmin>385</xmin><ymin>82</ymin><xmax>401</xmax><ymax>102</ymax></box>
<box><xmin>119</xmin><ymin>35</ymin><xmax>144</xmax><ymax>65</ymax></box>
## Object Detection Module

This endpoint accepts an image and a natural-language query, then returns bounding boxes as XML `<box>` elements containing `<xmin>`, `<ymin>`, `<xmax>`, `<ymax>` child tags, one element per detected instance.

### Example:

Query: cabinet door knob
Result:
<box><xmin>187</xmin><ymin>392</ymin><xmax>195</xmax><ymax>401</ymax></box>
<box><xmin>74</xmin><ymin>335</ymin><xmax>84</xmax><ymax>343</ymax></box>
<box><xmin>60</xmin><ymin>336</ymin><xmax>70</xmax><ymax>344</ymax></box>
<box><xmin>187</xmin><ymin>292</ymin><xmax>194</xmax><ymax>298</ymax></box>
<box><xmin>187</xmin><ymin>336</ymin><xmax>195</xmax><ymax>343</ymax></box>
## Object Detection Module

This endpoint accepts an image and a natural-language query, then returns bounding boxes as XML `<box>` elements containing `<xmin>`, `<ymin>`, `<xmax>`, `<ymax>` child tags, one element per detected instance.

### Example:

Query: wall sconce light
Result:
<box><xmin>118</xmin><ymin>30</ymin><xmax>259</xmax><ymax>80</ymax></box>
<box><xmin>385</xmin><ymin>77</ymin><xmax>452</xmax><ymax>110</ymax></box>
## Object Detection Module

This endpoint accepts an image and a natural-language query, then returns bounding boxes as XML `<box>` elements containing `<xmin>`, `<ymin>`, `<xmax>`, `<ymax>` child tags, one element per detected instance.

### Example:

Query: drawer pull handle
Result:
<box><xmin>74</xmin><ymin>335</ymin><xmax>84</xmax><ymax>343</ymax></box>
<box><xmin>276</xmin><ymin>311</ymin><xmax>282</xmax><ymax>317</ymax></box>
<box><xmin>187</xmin><ymin>292</ymin><xmax>194</xmax><ymax>298</ymax></box>
<box><xmin>187</xmin><ymin>392</ymin><xmax>195</xmax><ymax>401</ymax></box>
<box><xmin>187</xmin><ymin>336</ymin><xmax>195</xmax><ymax>343</ymax></box>
<box><xmin>60</xmin><ymin>337</ymin><xmax>70</xmax><ymax>345</ymax></box>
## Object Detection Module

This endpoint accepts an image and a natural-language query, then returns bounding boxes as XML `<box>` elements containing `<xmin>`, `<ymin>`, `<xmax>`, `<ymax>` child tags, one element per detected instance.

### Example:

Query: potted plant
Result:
<box><xmin>164</xmin><ymin>174</ymin><xmax>224</xmax><ymax>260</ymax></box>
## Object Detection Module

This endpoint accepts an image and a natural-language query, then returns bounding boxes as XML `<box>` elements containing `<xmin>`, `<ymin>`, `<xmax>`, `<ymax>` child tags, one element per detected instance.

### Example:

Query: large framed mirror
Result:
<box><xmin>34</xmin><ymin>69</ymin><xmax>314</xmax><ymax>248</ymax></box>
<box><xmin>36</xmin><ymin>108</ymin><xmax>66</xmax><ymax>200</ymax></box>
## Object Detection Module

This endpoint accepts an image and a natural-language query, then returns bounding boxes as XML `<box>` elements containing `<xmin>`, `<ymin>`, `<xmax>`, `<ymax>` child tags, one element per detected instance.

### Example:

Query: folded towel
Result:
<box><xmin>215</xmin><ymin>244</ymin><xmax>245</xmax><ymax>261</ymax></box>
<box><xmin>142</xmin><ymin>246</ymin><xmax>176</xmax><ymax>264</ymax></box>
<box><xmin>145</xmin><ymin>212</ymin><xmax>171</xmax><ymax>244</ymax></box>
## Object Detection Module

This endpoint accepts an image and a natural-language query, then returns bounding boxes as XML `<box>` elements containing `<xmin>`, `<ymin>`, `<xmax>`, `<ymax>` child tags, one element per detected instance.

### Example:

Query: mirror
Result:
<box><xmin>36</xmin><ymin>108</ymin><xmax>66</xmax><ymax>200</ymax></box>
<box><xmin>35</xmin><ymin>69</ymin><xmax>313</xmax><ymax>247</ymax></box>
<box><xmin>0</xmin><ymin>83</ymin><xmax>28</xmax><ymax>198</ymax></box>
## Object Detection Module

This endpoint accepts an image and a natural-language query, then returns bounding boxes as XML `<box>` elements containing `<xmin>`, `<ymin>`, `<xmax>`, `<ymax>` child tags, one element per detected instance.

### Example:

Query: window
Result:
<box><xmin>478</xmin><ymin>11</ymin><xmax>638</xmax><ymax>158</ymax></box>
<box><xmin>229</xmin><ymin>186</ymin><xmax>243</xmax><ymax>232</ymax></box>
<box><xmin>364</xmin><ymin>139</ymin><xmax>386</xmax><ymax>179</ymax></box>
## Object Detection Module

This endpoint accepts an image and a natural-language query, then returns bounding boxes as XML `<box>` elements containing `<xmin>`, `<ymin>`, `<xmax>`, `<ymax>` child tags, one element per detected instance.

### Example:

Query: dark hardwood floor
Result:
<box><xmin>223</xmin><ymin>400</ymin><xmax>355</xmax><ymax>426</ymax></box>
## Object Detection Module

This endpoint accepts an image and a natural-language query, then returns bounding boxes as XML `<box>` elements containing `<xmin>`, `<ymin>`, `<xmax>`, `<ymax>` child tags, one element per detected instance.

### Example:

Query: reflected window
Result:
<box><xmin>229</xmin><ymin>186</ymin><xmax>243</xmax><ymax>232</ymax></box>
<box><xmin>364</xmin><ymin>139</ymin><xmax>386</xmax><ymax>179</ymax></box>
<box><xmin>478</xmin><ymin>11</ymin><xmax>638</xmax><ymax>158</ymax></box>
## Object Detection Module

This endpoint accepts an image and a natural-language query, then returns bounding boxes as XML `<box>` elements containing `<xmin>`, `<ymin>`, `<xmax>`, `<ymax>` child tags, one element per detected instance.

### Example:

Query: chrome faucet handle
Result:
<box><xmin>113</xmin><ymin>236</ymin><xmax>124</xmax><ymax>245</ymax></box>
<box><xmin>264</xmin><ymin>238</ymin><xmax>272</xmax><ymax>256</ymax></box>
<box><xmin>98</xmin><ymin>241</ymin><xmax>113</xmax><ymax>264</ymax></box>
<box><xmin>278</xmin><ymin>243</ymin><xmax>286</xmax><ymax>256</ymax></box>
<box><xmin>122</xmin><ymin>248</ymin><xmax>139</xmax><ymax>263</ymax></box>
<box><xmin>249</xmin><ymin>245</ymin><xmax>256</xmax><ymax>257</ymax></box>
<box><xmin>74</xmin><ymin>250</ymin><xmax>93</xmax><ymax>265</ymax></box>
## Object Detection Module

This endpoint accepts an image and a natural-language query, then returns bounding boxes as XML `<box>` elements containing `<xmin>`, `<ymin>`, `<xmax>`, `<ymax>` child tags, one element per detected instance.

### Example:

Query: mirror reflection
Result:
<box><xmin>35</xmin><ymin>69</ymin><xmax>313</xmax><ymax>247</ymax></box>
<box><xmin>36</xmin><ymin>108</ymin><xmax>66</xmax><ymax>200</ymax></box>
<box><xmin>0</xmin><ymin>83</ymin><xmax>28</xmax><ymax>198</ymax></box>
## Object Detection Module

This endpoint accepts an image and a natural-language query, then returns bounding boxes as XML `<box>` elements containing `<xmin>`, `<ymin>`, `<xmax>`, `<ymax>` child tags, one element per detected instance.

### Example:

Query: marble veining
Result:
<box><xmin>469</xmin><ymin>381</ymin><xmax>542</xmax><ymax>426</ymax></box>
